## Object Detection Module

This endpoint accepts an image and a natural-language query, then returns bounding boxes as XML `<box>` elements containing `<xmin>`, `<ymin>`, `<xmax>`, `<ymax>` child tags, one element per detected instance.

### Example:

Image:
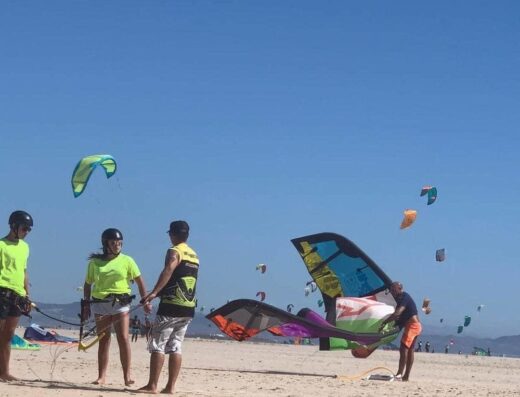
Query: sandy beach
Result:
<box><xmin>1</xmin><ymin>330</ymin><xmax>519</xmax><ymax>397</ymax></box>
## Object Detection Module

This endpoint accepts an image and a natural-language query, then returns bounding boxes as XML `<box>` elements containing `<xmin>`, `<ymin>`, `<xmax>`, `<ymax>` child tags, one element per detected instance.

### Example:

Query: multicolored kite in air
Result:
<box><xmin>71</xmin><ymin>154</ymin><xmax>117</xmax><ymax>197</ymax></box>
<box><xmin>420</xmin><ymin>186</ymin><xmax>438</xmax><ymax>205</ymax></box>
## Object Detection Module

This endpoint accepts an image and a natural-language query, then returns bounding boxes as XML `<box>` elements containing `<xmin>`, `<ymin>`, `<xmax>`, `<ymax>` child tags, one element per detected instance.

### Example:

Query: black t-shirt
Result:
<box><xmin>395</xmin><ymin>291</ymin><xmax>418</xmax><ymax>329</ymax></box>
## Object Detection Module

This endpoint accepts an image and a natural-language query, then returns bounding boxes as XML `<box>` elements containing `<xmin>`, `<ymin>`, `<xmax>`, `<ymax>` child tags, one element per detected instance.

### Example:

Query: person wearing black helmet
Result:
<box><xmin>82</xmin><ymin>228</ymin><xmax>151</xmax><ymax>386</ymax></box>
<box><xmin>0</xmin><ymin>210</ymin><xmax>33</xmax><ymax>381</ymax></box>
<box><xmin>138</xmin><ymin>220</ymin><xmax>199</xmax><ymax>395</ymax></box>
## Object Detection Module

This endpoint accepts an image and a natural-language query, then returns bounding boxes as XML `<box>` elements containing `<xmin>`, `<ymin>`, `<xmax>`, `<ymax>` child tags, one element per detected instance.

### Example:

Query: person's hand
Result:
<box><xmin>143</xmin><ymin>302</ymin><xmax>153</xmax><ymax>314</ymax></box>
<box><xmin>140</xmin><ymin>292</ymin><xmax>157</xmax><ymax>305</ymax></box>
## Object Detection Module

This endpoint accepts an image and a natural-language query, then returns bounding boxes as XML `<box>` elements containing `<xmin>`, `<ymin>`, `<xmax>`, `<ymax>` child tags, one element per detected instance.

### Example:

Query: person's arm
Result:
<box><xmin>133</xmin><ymin>275</ymin><xmax>152</xmax><ymax>313</ymax></box>
<box><xmin>141</xmin><ymin>249</ymin><xmax>180</xmax><ymax>304</ymax></box>
<box><xmin>24</xmin><ymin>270</ymin><xmax>30</xmax><ymax>297</ymax></box>
<box><xmin>378</xmin><ymin>305</ymin><xmax>405</xmax><ymax>331</ymax></box>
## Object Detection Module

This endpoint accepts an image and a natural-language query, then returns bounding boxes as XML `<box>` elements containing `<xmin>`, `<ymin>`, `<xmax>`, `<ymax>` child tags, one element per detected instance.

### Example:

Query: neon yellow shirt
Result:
<box><xmin>85</xmin><ymin>253</ymin><xmax>141</xmax><ymax>299</ymax></box>
<box><xmin>0</xmin><ymin>238</ymin><xmax>29</xmax><ymax>297</ymax></box>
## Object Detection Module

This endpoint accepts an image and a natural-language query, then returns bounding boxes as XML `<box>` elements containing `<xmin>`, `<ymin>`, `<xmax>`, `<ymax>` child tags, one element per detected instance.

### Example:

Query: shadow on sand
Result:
<box><xmin>184</xmin><ymin>366</ymin><xmax>337</xmax><ymax>378</ymax></box>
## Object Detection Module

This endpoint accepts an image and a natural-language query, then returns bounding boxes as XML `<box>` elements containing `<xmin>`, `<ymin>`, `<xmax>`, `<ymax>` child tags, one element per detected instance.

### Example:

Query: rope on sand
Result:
<box><xmin>336</xmin><ymin>366</ymin><xmax>396</xmax><ymax>381</ymax></box>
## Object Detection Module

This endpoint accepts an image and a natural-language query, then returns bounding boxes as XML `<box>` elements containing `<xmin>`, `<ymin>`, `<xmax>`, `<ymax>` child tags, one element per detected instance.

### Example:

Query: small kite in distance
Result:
<box><xmin>306</xmin><ymin>281</ymin><xmax>317</xmax><ymax>293</ymax></box>
<box><xmin>256</xmin><ymin>264</ymin><xmax>267</xmax><ymax>274</ymax></box>
<box><xmin>400</xmin><ymin>209</ymin><xmax>417</xmax><ymax>229</ymax></box>
<box><xmin>286</xmin><ymin>304</ymin><xmax>294</xmax><ymax>313</ymax></box>
<box><xmin>420</xmin><ymin>186</ymin><xmax>438</xmax><ymax>205</ymax></box>
<box><xmin>421</xmin><ymin>298</ymin><xmax>432</xmax><ymax>315</ymax></box>
<box><xmin>436</xmin><ymin>248</ymin><xmax>446</xmax><ymax>262</ymax></box>
<box><xmin>256</xmin><ymin>291</ymin><xmax>266</xmax><ymax>302</ymax></box>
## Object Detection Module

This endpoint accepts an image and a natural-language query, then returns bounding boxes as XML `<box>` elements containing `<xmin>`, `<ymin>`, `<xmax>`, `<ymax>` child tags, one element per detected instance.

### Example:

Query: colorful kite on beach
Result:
<box><xmin>256</xmin><ymin>264</ymin><xmax>267</xmax><ymax>274</ymax></box>
<box><xmin>435</xmin><ymin>249</ymin><xmax>446</xmax><ymax>262</ymax></box>
<box><xmin>400</xmin><ymin>209</ymin><xmax>417</xmax><ymax>229</ymax></box>
<box><xmin>291</xmin><ymin>232</ymin><xmax>396</xmax><ymax>353</ymax></box>
<box><xmin>256</xmin><ymin>291</ymin><xmax>266</xmax><ymax>302</ymax></box>
<box><xmin>206</xmin><ymin>298</ymin><xmax>399</xmax><ymax>355</ymax></box>
<box><xmin>420</xmin><ymin>186</ymin><xmax>438</xmax><ymax>205</ymax></box>
<box><xmin>291</xmin><ymin>233</ymin><xmax>394</xmax><ymax>306</ymax></box>
<box><xmin>71</xmin><ymin>154</ymin><xmax>117</xmax><ymax>197</ymax></box>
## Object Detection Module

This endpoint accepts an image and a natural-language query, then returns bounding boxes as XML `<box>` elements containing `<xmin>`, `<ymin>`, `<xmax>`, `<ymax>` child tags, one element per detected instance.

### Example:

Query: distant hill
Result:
<box><xmin>20</xmin><ymin>301</ymin><xmax>520</xmax><ymax>357</ymax></box>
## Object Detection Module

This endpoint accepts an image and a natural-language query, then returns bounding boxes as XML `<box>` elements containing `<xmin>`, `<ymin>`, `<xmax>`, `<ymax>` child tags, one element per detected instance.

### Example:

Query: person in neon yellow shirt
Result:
<box><xmin>138</xmin><ymin>220</ymin><xmax>199</xmax><ymax>395</ymax></box>
<box><xmin>0</xmin><ymin>210</ymin><xmax>33</xmax><ymax>381</ymax></box>
<box><xmin>82</xmin><ymin>228</ymin><xmax>151</xmax><ymax>386</ymax></box>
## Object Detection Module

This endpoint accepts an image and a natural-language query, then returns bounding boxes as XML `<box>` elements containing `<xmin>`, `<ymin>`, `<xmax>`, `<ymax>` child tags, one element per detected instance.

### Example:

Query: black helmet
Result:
<box><xmin>101</xmin><ymin>228</ymin><xmax>123</xmax><ymax>241</ymax></box>
<box><xmin>8</xmin><ymin>210</ymin><xmax>33</xmax><ymax>227</ymax></box>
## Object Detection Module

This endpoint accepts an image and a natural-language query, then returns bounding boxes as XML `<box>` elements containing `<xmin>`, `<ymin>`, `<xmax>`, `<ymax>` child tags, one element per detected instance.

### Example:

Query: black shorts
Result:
<box><xmin>0</xmin><ymin>289</ymin><xmax>22</xmax><ymax>319</ymax></box>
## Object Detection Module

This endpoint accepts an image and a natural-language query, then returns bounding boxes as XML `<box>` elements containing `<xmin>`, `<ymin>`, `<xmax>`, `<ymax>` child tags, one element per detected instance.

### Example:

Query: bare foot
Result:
<box><xmin>160</xmin><ymin>389</ymin><xmax>174</xmax><ymax>395</ymax></box>
<box><xmin>125</xmin><ymin>379</ymin><xmax>136</xmax><ymax>386</ymax></box>
<box><xmin>92</xmin><ymin>378</ymin><xmax>106</xmax><ymax>385</ymax></box>
<box><xmin>136</xmin><ymin>385</ymin><xmax>158</xmax><ymax>394</ymax></box>
<box><xmin>0</xmin><ymin>374</ymin><xmax>19</xmax><ymax>382</ymax></box>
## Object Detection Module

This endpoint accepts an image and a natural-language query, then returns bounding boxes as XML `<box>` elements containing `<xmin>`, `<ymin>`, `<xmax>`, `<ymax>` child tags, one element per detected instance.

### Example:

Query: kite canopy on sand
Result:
<box><xmin>206</xmin><ymin>298</ymin><xmax>398</xmax><ymax>352</ymax></box>
<box><xmin>291</xmin><ymin>232</ymin><xmax>396</xmax><ymax>352</ymax></box>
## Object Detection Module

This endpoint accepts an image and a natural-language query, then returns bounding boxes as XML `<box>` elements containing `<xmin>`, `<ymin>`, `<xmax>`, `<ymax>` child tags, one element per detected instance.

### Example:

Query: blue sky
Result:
<box><xmin>1</xmin><ymin>1</ymin><xmax>519</xmax><ymax>337</ymax></box>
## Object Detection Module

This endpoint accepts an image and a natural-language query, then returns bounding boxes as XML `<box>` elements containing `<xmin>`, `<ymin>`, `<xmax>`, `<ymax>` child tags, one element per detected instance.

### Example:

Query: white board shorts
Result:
<box><xmin>148</xmin><ymin>315</ymin><xmax>192</xmax><ymax>355</ymax></box>
<box><xmin>92</xmin><ymin>300</ymin><xmax>130</xmax><ymax>316</ymax></box>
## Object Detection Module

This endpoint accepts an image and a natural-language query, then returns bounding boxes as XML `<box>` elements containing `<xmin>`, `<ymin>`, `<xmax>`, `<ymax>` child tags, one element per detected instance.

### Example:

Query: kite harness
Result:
<box><xmin>0</xmin><ymin>287</ymin><xmax>33</xmax><ymax>317</ymax></box>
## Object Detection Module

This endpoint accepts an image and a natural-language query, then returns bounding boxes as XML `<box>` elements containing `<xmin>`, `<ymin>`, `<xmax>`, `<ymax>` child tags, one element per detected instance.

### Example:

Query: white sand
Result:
<box><xmin>1</xmin><ymin>330</ymin><xmax>519</xmax><ymax>396</ymax></box>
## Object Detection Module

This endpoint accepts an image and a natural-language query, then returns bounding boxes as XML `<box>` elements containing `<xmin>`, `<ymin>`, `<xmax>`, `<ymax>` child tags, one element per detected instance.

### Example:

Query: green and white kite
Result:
<box><xmin>71</xmin><ymin>154</ymin><xmax>117</xmax><ymax>197</ymax></box>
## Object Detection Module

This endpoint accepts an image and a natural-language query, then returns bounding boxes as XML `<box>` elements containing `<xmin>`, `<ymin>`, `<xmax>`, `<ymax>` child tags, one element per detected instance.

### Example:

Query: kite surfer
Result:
<box><xmin>82</xmin><ymin>228</ymin><xmax>151</xmax><ymax>386</ymax></box>
<box><xmin>379</xmin><ymin>281</ymin><xmax>422</xmax><ymax>381</ymax></box>
<box><xmin>138</xmin><ymin>220</ymin><xmax>199</xmax><ymax>395</ymax></box>
<box><xmin>0</xmin><ymin>211</ymin><xmax>33</xmax><ymax>381</ymax></box>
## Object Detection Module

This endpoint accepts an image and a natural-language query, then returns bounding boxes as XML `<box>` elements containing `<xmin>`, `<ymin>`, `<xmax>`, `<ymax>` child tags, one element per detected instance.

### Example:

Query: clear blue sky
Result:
<box><xmin>1</xmin><ymin>1</ymin><xmax>519</xmax><ymax>338</ymax></box>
